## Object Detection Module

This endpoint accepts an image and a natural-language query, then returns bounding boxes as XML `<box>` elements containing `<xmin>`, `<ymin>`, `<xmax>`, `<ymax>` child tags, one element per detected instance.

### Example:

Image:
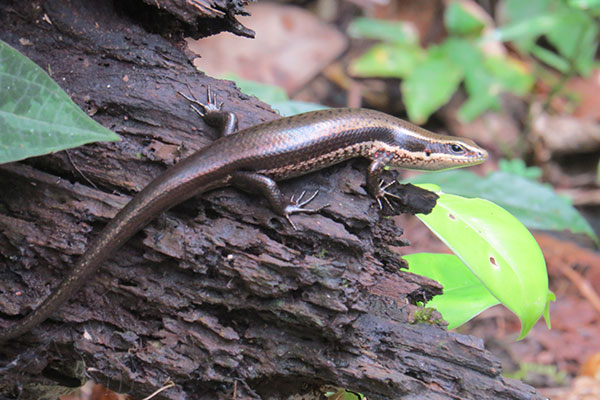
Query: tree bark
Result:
<box><xmin>0</xmin><ymin>1</ymin><xmax>544</xmax><ymax>399</ymax></box>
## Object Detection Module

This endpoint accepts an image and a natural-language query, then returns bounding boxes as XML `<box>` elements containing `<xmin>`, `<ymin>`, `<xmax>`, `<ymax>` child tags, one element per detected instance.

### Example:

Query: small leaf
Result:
<box><xmin>405</xmin><ymin>253</ymin><xmax>501</xmax><ymax>329</ymax></box>
<box><xmin>270</xmin><ymin>100</ymin><xmax>328</xmax><ymax>117</ymax></box>
<box><xmin>406</xmin><ymin>170</ymin><xmax>598</xmax><ymax>242</ymax></box>
<box><xmin>349</xmin><ymin>43</ymin><xmax>424</xmax><ymax>79</ymax></box>
<box><xmin>0</xmin><ymin>40</ymin><xmax>119</xmax><ymax>164</ymax></box>
<box><xmin>444</xmin><ymin>2</ymin><xmax>487</xmax><ymax>36</ymax></box>
<box><xmin>347</xmin><ymin>17</ymin><xmax>418</xmax><ymax>45</ymax></box>
<box><xmin>529</xmin><ymin>44</ymin><xmax>571</xmax><ymax>73</ymax></box>
<box><xmin>413</xmin><ymin>185</ymin><xmax>552</xmax><ymax>339</ymax></box>
<box><xmin>498</xmin><ymin>159</ymin><xmax>542</xmax><ymax>180</ymax></box>
<box><xmin>401</xmin><ymin>47</ymin><xmax>463</xmax><ymax>124</ymax></box>
<box><xmin>222</xmin><ymin>74</ymin><xmax>327</xmax><ymax>116</ymax></box>
<box><xmin>222</xmin><ymin>73</ymin><xmax>289</xmax><ymax>104</ymax></box>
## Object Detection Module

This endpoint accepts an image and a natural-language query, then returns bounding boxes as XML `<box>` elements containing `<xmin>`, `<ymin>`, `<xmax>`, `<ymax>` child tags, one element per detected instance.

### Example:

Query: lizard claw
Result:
<box><xmin>178</xmin><ymin>86</ymin><xmax>223</xmax><ymax>117</ymax></box>
<box><xmin>376</xmin><ymin>180</ymin><xmax>402</xmax><ymax>211</ymax></box>
<box><xmin>283</xmin><ymin>190</ymin><xmax>330</xmax><ymax>230</ymax></box>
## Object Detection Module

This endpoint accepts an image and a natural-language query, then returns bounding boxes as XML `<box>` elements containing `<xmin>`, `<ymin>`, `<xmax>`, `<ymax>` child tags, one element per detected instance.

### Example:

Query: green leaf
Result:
<box><xmin>444</xmin><ymin>2</ymin><xmax>486</xmax><ymax>36</ymax></box>
<box><xmin>405</xmin><ymin>170</ymin><xmax>598</xmax><ymax>242</ymax></box>
<box><xmin>270</xmin><ymin>100</ymin><xmax>328</xmax><ymax>117</ymax></box>
<box><xmin>405</xmin><ymin>253</ymin><xmax>501</xmax><ymax>329</ymax></box>
<box><xmin>545</xmin><ymin>9</ymin><xmax>598</xmax><ymax>75</ymax></box>
<box><xmin>529</xmin><ymin>44</ymin><xmax>571</xmax><ymax>73</ymax></box>
<box><xmin>347</xmin><ymin>17</ymin><xmax>418</xmax><ymax>45</ymax></box>
<box><xmin>0</xmin><ymin>40</ymin><xmax>119</xmax><ymax>164</ymax></box>
<box><xmin>503</xmin><ymin>0</ymin><xmax>552</xmax><ymax>22</ymax></box>
<box><xmin>223</xmin><ymin>73</ymin><xmax>288</xmax><ymax>104</ymax></box>
<box><xmin>483</xmin><ymin>56</ymin><xmax>534</xmax><ymax>95</ymax></box>
<box><xmin>412</xmin><ymin>185</ymin><xmax>552</xmax><ymax>339</ymax></box>
<box><xmin>498</xmin><ymin>158</ymin><xmax>542</xmax><ymax>180</ymax></box>
<box><xmin>568</xmin><ymin>0</ymin><xmax>600</xmax><ymax>8</ymax></box>
<box><xmin>401</xmin><ymin>47</ymin><xmax>463</xmax><ymax>124</ymax></box>
<box><xmin>457</xmin><ymin>92</ymin><xmax>500</xmax><ymax>122</ymax></box>
<box><xmin>440</xmin><ymin>37</ymin><xmax>484</xmax><ymax>75</ymax></box>
<box><xmin>349</xmin><ymin>43</ymin><xmax>424</xmax><ymax>79</ymax></box>
<box><xmin>491</xmin><ymin>14</ymin><xmax>560</xmax><ymax>48</ymax></box>
<box><xmin>325</xmin><ymin>389</ymin><xmax>365</xmax><ymax>400</ymax></box>
<box><xmin>222</xmin><ymin>74</ymin><xmax>327</xmax><ymax>116</ymax></box>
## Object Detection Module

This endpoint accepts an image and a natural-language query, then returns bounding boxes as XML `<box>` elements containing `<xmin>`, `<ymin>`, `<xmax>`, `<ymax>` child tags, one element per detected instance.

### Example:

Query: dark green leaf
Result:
<box><xmin>0</xmin><ymin>40</ymin><xmax>119</xmax><ymax>164</ymax></box>
<box><xmin>405</xmin><ymin>170</ymin><xmax>598</xmax><ymax>241</ymax></box>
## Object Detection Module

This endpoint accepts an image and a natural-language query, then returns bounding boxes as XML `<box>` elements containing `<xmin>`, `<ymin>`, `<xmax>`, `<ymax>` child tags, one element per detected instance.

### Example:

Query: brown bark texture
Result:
<box><xmin>0</xmin><ymin>1</ymin><xmax>544</xmax><ymax>399</ymax></box>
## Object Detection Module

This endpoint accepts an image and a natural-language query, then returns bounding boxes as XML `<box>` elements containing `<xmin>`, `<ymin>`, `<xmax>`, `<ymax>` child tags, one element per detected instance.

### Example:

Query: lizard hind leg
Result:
<box><xmin>230</xmin><ymin>171</ymin><xmax>329</xmax><ymax>230</ymax></box>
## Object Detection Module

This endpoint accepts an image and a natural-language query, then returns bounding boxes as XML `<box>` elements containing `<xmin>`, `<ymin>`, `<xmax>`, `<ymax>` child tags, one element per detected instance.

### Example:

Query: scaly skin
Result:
<box><xmin>0</xmin><ymin>96</ymin><xmax>487</xmax><ymax>342</ymax></box>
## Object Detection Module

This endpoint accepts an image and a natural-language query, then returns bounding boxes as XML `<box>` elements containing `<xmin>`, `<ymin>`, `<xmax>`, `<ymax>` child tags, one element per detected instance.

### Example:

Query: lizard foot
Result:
<box><xmin>283</xmin><ymin>190</ymin><xmax>330</xmax><ymax>230</ymax></box>
<box><xmin>178</xmin><ymin>85</ymin><xmax>223</xmax><ymax>117</ymax></box>
<box><xmin>375</xmin><ymin>179</ymin><xmax>403</xmax><ymax>211</ymax></box>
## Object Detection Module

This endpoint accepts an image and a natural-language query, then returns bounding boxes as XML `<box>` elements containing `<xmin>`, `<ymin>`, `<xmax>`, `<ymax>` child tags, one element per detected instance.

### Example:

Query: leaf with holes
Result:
<box><xmin>0</xmin><ymin>40</ymin><xmax>119</xmax><ymax>164</ymax></box>
<box><xmin>404</xmin><ymin>253</ymin><xmax>501</xmax><ymax>329</ymax></box>
<box><xmin>413</xmin><ymin>184</ymin><xmax>552</xmax><ymax>339</ymax></box>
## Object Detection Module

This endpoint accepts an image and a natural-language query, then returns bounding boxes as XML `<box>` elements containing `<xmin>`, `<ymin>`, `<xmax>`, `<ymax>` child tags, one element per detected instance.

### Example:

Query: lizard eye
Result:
<box><xmin>450</xmin><ymin>144</ymin><xmax>465</xmax><ymax>154</ymax></box>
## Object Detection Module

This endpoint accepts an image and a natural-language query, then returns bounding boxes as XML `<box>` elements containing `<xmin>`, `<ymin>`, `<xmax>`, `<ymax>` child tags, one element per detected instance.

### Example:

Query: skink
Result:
<box><xmin>0</xmin><ymin>89</ymin><xmax>487</xmax><ymax>342</ymax></box>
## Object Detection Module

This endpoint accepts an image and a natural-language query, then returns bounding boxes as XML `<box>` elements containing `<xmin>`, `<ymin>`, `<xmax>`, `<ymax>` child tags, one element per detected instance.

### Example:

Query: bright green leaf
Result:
<box><xmin>413</xmin><ymin>185</ymin><xmax>551</xmax><ymax>339</ymax></box>
<box><xmin>0</xmin><ymin>40</ymin><xmax>119</xmax><ymax>164</ymax></box>
<box><xmin>347</xmin><ymin>17</ymin><xmax>418</xmax><ymax>45</ymax></box>
<box><xmin>406</xmin><ymin>170</ymin><xmax>598</xmax><ymax>242</ymax></box>
<box><xmin>325</xmin><ymin>389</ymin><xmax>365</xmax><ymax>400</ymax></box>
<box><xmin>349</xmin><ymin>43</ymin><xmax>424</xmax><ymax>79</ymax></box>
<box><xmin>405</xmin><ymin>253</ymin><xmax>501</xmax><ymax>329</ymax></box>
<box><xmin>444</xmin><ymin>2</ymin><xmax>486</xmax><ymax>36</ymax></box>
<box><xmin>401</xmin><ymin>47</ymin><xmax>463</xmax><ymax>124</ymax></box>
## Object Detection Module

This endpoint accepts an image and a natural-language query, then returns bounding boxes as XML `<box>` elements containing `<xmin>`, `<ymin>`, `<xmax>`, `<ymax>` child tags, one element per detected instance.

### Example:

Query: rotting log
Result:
<box><xmin>0</xmin><ymin>1</ymin><xmax>545</xmax><ymax>399</ymax></box>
